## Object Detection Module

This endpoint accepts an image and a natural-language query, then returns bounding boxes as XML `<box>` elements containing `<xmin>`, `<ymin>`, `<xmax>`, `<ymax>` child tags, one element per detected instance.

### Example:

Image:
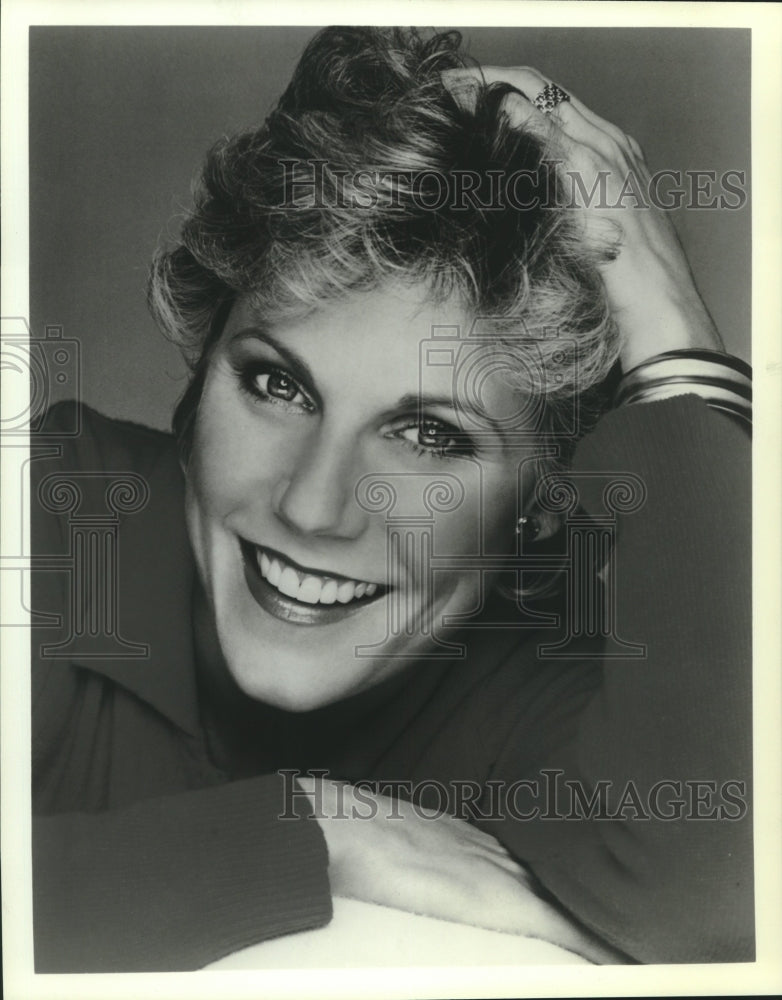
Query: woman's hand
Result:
<box><xmin>297</xmin><ymin>777</ymin><xmax>623</xmax><ymax>964</ymax></box>
<box><xmin>444</xmin><ymin>66</ymin><xmax>724</xmax><ymax>371</ymax></box>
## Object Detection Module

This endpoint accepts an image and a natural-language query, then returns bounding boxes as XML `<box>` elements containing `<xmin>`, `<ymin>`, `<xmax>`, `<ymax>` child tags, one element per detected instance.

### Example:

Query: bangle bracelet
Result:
<box><xmin>620</xmin><ymin>349</ymin><xmax>751</xmax><ymax>380</ymax></box>
<box><xmin>614</xmin><ymin>349</ymin><xmax>752</xmax><ymax>426</ymax></box>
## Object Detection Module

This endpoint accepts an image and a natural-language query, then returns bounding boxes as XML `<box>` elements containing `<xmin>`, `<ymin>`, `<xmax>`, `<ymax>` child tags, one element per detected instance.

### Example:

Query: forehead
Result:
<box><xmin>222</xmin><ymin>283</ymin><xmax>527</xmax><ymax>426</ymax></box>
<box><xmin>230</xmin><ymin>283</ymin><xmax>470</xmax><ymax>355</ymax></box>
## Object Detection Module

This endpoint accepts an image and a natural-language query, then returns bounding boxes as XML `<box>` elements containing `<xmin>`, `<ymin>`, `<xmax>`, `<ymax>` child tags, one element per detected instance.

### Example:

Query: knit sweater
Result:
<box><xmin>31</xmin><ymin>396</ymin><xmax>753</xmax><ymax>971</ymax></box>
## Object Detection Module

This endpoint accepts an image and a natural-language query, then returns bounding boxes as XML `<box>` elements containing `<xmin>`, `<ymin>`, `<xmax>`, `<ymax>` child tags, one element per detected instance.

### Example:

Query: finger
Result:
<box><xmin>445</xmin><ymin>68</ymin><xmax>606</xmax><ymax>161</ymax></box>
<box><xmin>487</xmin><ymin>849</ymin><xmax>531</xmax><ymax>878</ymax></box>
<box><xmin>444</xmin><ymin>64</ymin><xmax>561</xmax><ymax>125</ymax></box>
<box><xmin>466</xmin><ymin>834</ymin><xmax>520</xmax><ymax>863</ymax></box>
<box><xmin>462</xmin><ymin>825</ymin><xmax>519</xmax><ymax>859</ymax></box>
<box><xmin>491</xmin><ymin>67</ymin><xmax>636</xmax><ymax>160</ymax></box>
<box><xmin>500</xmin><ymin>66</ymin><xmax>637</xmax><ymax>155</ymax></box>
<box><xmin>444</xmin><ymin>66</ymin><xmax>639</xmax><ymax>162</ymax></box>
<box><xmin>512</xmin><ymin>83</ymin><xmax>640</xmax><ymax>179</ymax></box>
<box><xmin>463</xmin><ymin>830</ymin><xmax>532</xmax><ymax>875</ymax></box>
<box><xmin>442</xmin><ymin>67</ymin><xmax>538</xmax><ymax>131</ymax></box>
<box><xmin>627</xmin><ymin>134</ymin><xmax>645</xmax><ymax>160</ymax></box>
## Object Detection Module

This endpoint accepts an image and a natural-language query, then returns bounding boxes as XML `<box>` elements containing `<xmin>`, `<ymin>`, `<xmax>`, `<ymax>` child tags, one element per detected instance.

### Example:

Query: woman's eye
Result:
<box><xmin>240</xmin><ymin>364</ymin><xmax>313</xmax><ymax>410</ymax></box>
<box><xmin>258</xmin><ymin>370</ymin><xmax>301</xmax><ymax>402</ymax></box>
<box><xmin>418</xmin><ymin>419</ymin><xmax>455</xmax><ymax>450</ymax></box>
<box><xmin>395</xmin><ymin>418</ymin><xmax>471</xmax><ymax>459</ymax></box>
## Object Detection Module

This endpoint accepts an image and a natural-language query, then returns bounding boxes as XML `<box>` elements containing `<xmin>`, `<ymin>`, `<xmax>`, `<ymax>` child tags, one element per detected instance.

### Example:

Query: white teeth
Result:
<box><xmin>278</xmin><ymin>566</ymin><xmax>301</xmax><ymax>599</ymax></box>
<box><xmin>252</xmin><ymin>545</ymin><xmax>379</xmax><ymax>606</ymax></box>
<box><xmin>336</xmin><ymin>580</ymin><xmax>356</xmax><ymax>604</ymax></box>
<box><xmin>298</xmin><ymin>576</ymin><xmax>323</xmax><ymax>604</ymax></box>
<box><xmin>267</xmin><ymin>559</ymin><xmax>282</xmax><ymax>587</ymax></box>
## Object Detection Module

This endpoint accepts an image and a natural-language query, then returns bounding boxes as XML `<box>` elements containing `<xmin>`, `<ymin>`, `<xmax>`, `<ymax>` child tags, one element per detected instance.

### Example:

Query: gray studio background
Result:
<box><xmin>30</xmin><ymin>26</ymin><xmax>751</xmax><ymax>432</ymax></box>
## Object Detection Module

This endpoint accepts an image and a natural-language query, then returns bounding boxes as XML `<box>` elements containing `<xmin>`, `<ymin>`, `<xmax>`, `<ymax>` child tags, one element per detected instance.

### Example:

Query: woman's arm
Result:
<box><xmin>33</xmin><ymin>776</ymin><xmax>332</xmax><ymax>972</ymax></box>
<box><xmin>488</xmin><ymin>395</ymin><xmax>752</xmax><ymax>963</ymax></box>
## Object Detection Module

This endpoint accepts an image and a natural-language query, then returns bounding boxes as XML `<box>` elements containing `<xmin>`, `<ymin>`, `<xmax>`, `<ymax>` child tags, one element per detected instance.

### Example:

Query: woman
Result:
<box><xmin>31</xmin><ymin>27</ymin><xmax>752</xmax><ymax>970</ymax></box>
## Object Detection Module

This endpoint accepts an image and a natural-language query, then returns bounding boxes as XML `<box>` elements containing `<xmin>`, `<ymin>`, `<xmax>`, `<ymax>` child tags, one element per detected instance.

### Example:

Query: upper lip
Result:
<box><xmin>239</xmin><ymin>538</ymin><xmax>385</xmax><ymax>588</ymax></box>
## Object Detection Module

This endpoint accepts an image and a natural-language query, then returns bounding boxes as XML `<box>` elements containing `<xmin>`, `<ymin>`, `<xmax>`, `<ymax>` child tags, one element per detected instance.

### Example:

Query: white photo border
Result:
<box><xmin>2</xmin><ymin>2</ymin><xmax>780</xmax><ymax>998</ymax></box>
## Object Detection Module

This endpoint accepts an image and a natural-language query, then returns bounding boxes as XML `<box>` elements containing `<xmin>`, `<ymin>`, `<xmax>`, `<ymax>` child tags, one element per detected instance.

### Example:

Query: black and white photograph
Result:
<box><xmin>2</xmin><ymin>2</ymin><xmax>781</xmax><ymax>997</ymax></box>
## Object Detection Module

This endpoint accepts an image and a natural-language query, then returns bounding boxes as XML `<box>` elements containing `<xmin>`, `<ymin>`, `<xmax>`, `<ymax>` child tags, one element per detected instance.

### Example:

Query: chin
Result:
<box><xmin>217</xmin><ymin>636</ymin><xmax>374</xmax><ymax>712</ymax></box>
<box><xmin>209</xmin><ymin>572</ymin><xmax>401</xmax><ymax>713</ymax></box>
<box><xmin>211</xmin><ymin>572</ymin><xmax>466</xmax><ymax>713</ymax></box>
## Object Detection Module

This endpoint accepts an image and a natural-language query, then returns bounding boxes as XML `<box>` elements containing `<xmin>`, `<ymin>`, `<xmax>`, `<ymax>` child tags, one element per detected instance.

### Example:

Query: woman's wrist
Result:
<box><xmin>294</xmin><ymin>777</ymin><xmax>360</xmax><ymax>882</ymax></box>
<box><xmin>613</xmin><ymin>348</ymin><xmax>752</xmax><ymax>426</ymax></box>
<box><xmin>614</xmin><ymin>282</ymin><xmax>724</xmax><ymax>372</ymax></box>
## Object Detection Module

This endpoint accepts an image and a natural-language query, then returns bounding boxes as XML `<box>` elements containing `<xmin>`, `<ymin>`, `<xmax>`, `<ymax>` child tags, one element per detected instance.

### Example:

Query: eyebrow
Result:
<box><xmin>232</xmin><ymin>327</ymin><xmax>321</xmax><ymax>405</ymax></box>
<box><xmin>233</xmin><ymin>327</ymin><xmax>505</xmax><ymax>439</ymax></box>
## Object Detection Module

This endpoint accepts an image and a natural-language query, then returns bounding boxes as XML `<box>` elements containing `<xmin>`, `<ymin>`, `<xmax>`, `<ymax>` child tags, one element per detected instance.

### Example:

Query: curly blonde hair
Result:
<box><xmin>148</xmin><ymin>26</ymin><xmax>619</xmax><ymax>458</ymax></box>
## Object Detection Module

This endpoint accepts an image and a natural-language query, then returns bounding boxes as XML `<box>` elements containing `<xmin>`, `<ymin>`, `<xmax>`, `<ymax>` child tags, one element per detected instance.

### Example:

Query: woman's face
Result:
<box><xmin>186</xmin><ymin>282</ymin><xmax>540</xmax><ymax>711</ymax></box>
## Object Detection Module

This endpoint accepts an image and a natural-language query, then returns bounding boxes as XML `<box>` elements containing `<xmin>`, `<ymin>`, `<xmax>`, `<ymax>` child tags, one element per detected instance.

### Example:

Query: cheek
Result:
<box><xmin>387</xmin><ymin>469</ymin><xmax>517</xmax><ymax>600</ymax></box>
<box><xmin>186</xmin><ymin>379</ymin><xmax>283</xmax><ymax>519</ymax></box>
<box><xmin>424</xmin><ymin>470</ymin><xmax>518</xmax><ymax>557</ymax></box>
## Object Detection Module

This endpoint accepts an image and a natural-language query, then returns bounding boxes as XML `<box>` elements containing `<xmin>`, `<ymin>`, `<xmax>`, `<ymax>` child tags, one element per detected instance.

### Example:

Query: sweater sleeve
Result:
<box><xmin>486</xmin><ymin>395</ymin><xmax>753</xmax><ymax>963</ymax></box>
<box><xmin>33</xmin><ymin>775</ymin><xmax>332</xmax><ymax>972</ymax></box>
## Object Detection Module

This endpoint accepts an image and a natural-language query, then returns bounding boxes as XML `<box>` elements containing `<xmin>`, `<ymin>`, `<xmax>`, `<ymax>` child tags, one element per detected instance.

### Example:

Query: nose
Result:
<box><xmin>272</xmin><ymin>422</ymin><xmax>368</xmax><ymax>540</ymax></box>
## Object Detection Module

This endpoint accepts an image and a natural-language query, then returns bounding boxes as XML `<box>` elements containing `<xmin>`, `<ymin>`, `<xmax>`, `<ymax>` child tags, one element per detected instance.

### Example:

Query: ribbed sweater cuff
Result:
<box><xmin>178</xmin><ymin>773</ymin><xmax>334</xmax><ymax>966</ymax></box>
<box><xmin>34</xmin><ymin>773</ymin><xmax>333</xmax><ymax>972</ymax></box>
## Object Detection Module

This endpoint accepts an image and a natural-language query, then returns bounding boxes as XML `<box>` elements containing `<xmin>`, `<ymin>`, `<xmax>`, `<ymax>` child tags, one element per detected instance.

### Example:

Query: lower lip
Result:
<box><xmin>240</xmin><ymin>543</ymin><xmax>385</xmax><ymax>627</ymax></box>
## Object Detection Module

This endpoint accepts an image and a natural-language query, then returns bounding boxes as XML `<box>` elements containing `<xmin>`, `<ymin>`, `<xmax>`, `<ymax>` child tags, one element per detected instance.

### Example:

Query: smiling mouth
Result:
<box><xmin>239</xmin><ymin>539</ymin><xmax>388</xmax><ymax>626</ymax></box>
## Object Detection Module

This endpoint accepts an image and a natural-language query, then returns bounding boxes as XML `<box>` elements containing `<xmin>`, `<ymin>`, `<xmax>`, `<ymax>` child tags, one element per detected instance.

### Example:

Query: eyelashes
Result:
<box><xmin>232</xmin><ymin>359</ymin><xmax>475</xmax><ymax>460</ymax></box>
<box><xmin>235</xmin><ymin>361</ymin><xmax>316</xmax><ymax>412</ymax></box>
<box><xmin>389</xmin><ymin>418</ymin><xmax>476</xmax><ymax>460</ymax></box>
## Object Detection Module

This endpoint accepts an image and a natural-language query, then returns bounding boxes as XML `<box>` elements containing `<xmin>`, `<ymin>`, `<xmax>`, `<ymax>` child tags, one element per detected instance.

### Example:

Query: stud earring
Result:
<box><xmin>516</xmin><ymin>515</ymin><xmax>541</xmax><ymax>542</ymax></box>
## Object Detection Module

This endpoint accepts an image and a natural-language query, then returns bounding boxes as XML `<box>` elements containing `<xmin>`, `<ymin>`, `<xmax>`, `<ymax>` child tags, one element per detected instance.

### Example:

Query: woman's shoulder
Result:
<box><xmin>33</xmin><ymin>400</ymin><xmax>177</xmax><ymax>479</ymax></box>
